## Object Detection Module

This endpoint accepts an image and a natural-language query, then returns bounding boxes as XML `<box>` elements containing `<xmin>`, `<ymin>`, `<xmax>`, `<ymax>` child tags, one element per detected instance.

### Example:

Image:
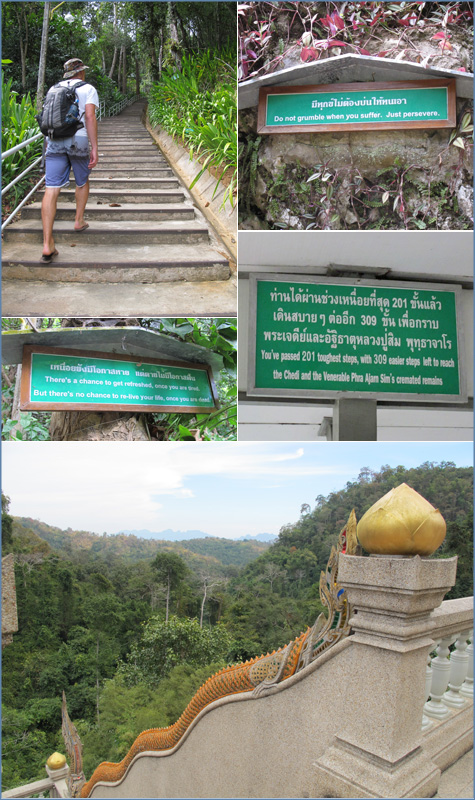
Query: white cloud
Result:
<box><xmin>2</xmin><ymin>442</ymin><xmax>344</xmax><ymax>534</ymax></box>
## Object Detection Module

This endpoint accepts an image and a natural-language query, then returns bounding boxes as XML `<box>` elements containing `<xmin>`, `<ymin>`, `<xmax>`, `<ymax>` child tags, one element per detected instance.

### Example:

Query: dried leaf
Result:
<box><xmin>301</xmin><ymin>47</ymin><xmax>319</xmax><ymax>62</ymax></box>
<box><xmin>382</xmin><ymin>191</ymin><xmax>389</xmax><ymax>204</ymax></box>
<box><xmin>109</xmin><ymin>203</ymin><xmax>122</xmax><ymax>207</ymax></box>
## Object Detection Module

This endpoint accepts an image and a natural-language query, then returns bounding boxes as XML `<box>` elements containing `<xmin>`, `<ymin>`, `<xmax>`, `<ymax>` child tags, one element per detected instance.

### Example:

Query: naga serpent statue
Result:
<box><xmin>79</xmin><ymin>511</ymin><xmax>358</xmax><ymax>797</ymax></box>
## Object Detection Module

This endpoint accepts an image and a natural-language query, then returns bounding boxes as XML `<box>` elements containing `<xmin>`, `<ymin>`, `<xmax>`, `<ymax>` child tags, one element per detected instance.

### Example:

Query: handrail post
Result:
<box><xmin>45</xmin><ymin>754</ymin><xmax>70</xmax><ymax>798</ymax></box>
<box><xmin>460</xmin><ymin>630</ymin><xmax>473</xmax><ymax>697</ymax></box>
<box><xmin>314</xmin><ymin>554</ymin><xmax>458</xmax><ymax>798</ymax></box>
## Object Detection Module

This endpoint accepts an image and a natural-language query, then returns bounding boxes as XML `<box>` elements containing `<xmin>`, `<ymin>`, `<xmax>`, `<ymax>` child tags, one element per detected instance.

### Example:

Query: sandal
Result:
<box><xmin>40</xmin><ymin>249</ymin><xmax>59</xmax><ymax>263</ymax></box>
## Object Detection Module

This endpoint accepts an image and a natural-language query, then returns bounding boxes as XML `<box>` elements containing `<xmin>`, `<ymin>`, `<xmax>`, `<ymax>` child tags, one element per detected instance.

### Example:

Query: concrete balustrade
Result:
<box><xmin>460</xmin><ymin>629</ymin><xmax>474</xmax><ymax>698</ymax></box>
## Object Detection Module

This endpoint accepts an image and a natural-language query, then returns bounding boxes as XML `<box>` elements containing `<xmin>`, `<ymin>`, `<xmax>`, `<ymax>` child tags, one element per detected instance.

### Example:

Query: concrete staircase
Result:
<box><xmin>2</xmin><ymin>101</ymin><xmax>235</xmax><ymax>316</ymax></box>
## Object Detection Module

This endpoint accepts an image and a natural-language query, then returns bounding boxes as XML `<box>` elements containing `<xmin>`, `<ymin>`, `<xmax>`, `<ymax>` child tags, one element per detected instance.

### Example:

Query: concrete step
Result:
<box><xmin>37</xmin><ymin>188</ymin><xmax>186</xmax><ymax>204</ymax></box>
<box><xmin>2</xmin><ymin>276</ymin><xmax>237</xmax><ymax>316</ymax></box>
<box><xmin>72</xmin><ymin>177</ymin><xmax>179</xmax><ymax>190</ymax></box>
<box><xmin>97</xmin><ymin>155</ymin><xmax>167</xmax><ymax>163</ymax></box>
<box><xmin>3</xmin><ymin>219</ymin><xmax>210</xmax><ymax>245</ymax></box>
<box><xmin>97</xmin><ymin>145</ymin><xmax>160</xmax><ymax>153</ymax></box>
<box><xmin>2</xmin><ymin>241</ymin><xmax>230</xmax><ymax>283</ymax></box>
<box><xmin>23</xmin><ymin>202</ymin><xmax>194</xmax><ymax>222</ymax></box>
<box><xmin>1</xmin><ymin>99</ymin><xmax>234</xmax><ymax>299</ymax></box>
<box><xmin>90</xmin><ymin>168</ymin><xmax>174</xmax><ymax>178</ymax></box>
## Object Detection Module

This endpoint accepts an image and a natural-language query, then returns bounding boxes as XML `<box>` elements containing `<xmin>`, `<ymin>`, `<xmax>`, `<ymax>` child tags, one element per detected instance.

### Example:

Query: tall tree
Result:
<box><xmin>36</xmin><ymin>0</ymin><xmax>50</xmax><ymax>112</ymax></box>
<box><xmin>151</xmin><ymin>552</ymin><xmax>187</xmax><ymax>622</ymax></box>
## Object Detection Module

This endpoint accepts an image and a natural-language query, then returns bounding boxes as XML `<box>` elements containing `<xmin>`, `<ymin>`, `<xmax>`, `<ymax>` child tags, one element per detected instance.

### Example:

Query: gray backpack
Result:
<box><xmin>36</xmin><ymin>81</ymin><xmax>86</xmax><ymax>139</ymax></box>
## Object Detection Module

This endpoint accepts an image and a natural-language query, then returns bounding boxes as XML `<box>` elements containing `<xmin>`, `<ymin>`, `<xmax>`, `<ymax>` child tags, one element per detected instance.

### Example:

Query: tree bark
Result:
<box><xmin>16</xmin><ymin>5</ymin><xmax>28</xmax><ymax>92</ymax></box>
<box><xmin>36</xmin><ymin>1</ymin><xmax>50</xmax><ymax>112</ymax></box>
<box><xmin>165</xmin><ymin>574</ymin><xmax>170</xmax><ymax>623</ymax></box>
<box><xmin>49</xmin><ymin>411</ymin><xmax>150</xmax><ymax>441</ymax></box>
<box><xmin>108</xmin><ymin>3</ymin><xmax>118</xmax><ymax>80</ymax></box>
<box><xmin>121</xmin><ymin>43</ymin><xmax>127</xmax><ymax>94</ymax></box>
<box><xmin>200</xmin><ymin>582</ymin><xmax>207</xmax><ymax>628</ymax></box>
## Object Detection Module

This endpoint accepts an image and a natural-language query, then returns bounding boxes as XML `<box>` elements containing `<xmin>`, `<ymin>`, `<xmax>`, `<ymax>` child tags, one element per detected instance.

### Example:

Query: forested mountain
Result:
<box><xmin>2</xmin><ymin>462</ymin><xmax>472</xmax><ymax>791</ymax></box>
<box><xmin>13</xmin><ymin>517</ymin><xmax>270</xmax><ymax>571</ymax></box>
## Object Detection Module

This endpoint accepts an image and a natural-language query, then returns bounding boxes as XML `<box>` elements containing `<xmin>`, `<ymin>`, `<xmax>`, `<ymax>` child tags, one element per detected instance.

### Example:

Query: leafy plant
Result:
<box><xmin>2</xmin><ymin>413</ymin><xmax>50</xmax><ymax>441</ymax></box>
<box><xmin>1</xmin><ymin>73</ymin><xmax>43</xmax><ymax>216</ymax></box>
<box><xmin>148</xmin><ymin>49</ymin><xmax>237</xmax><ymax>209</ymax></box>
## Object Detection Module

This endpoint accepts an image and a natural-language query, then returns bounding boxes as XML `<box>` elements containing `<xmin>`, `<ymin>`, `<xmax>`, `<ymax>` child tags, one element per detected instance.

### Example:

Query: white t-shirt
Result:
<box><xmin>59</xmin><ymin>78</ymin><xmax>99</xmax><ymax>140</ymax></box>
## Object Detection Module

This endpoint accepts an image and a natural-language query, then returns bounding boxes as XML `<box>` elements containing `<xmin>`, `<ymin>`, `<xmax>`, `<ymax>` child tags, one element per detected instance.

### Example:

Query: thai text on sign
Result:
<box><xmin>257</xmin><ymin>80</ymin><xmax>456</xmax><ymax>133</ymax></box>
<box><xmin>20</xmin><ymin>346</ymin><xmax>218</xmax><ymax>412</ymax></box>
<box><xmin>250</xmin><ymin>277</ymin><xmax>465</xmax><ymax>402</ymax></box>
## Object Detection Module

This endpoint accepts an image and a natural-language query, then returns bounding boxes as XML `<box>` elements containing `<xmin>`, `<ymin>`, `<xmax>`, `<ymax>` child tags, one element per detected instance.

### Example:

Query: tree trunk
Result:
<box><xmin>96</xmin><ymin>635</ymin><xmax>100</xmax><ymax>725</ymax></box>
<box><xmin>49</xmin><ymin>411</ymin><xmax>150</xmax><ymax>441</ymax></box>
<box><xmin>200</xmin><ymin>583</ymin><xmax>208</xmax><ymax>628</ymax></box>
<box><xmin>36</xmin><ymin>1</ymin><xmax>50</xmax><ymax>112</ymax></box>
<box><xmin>16</xmin><ymin>5</ymin><xmax>28</xmax><ymax>92</ymax></box>
<box><xmin>108</xmin><ymin>3</ymin><xmax>118</xmax><ymax>80</ymax></box>
<box><xmin>167</xmin><ymin>2</ymin><xmax>182</xmax><ymax>70</ymax></box>
<box><xmin>135</xmin><ymin>56</ymin><xmax>140</xmax><ymax>95</ymax></box>
<box><xmin>165</xmin><ymin>575</ymin><xmax>170</xmax><ymax>623</ymax></box>
<box><xmin>101</xmin><ymin>49</ymin><xmax>106</xmax><ymax>73</ymax></box>
<box><xmin>117</xmin><ymin>46</ymin><xmax>122</xmax><ymax>90</ymax></box>
<box><xmin>121</xmin><ymin>44</ymin><xmax>127</xmax><ymax>94</ymax></box>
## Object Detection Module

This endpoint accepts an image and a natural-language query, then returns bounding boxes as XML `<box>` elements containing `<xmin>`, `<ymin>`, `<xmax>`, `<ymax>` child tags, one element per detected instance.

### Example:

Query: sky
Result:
<box><xmin>2</xmin><ymin>441</ymin><xmax>473</xmax><ymax>539</ymax></box>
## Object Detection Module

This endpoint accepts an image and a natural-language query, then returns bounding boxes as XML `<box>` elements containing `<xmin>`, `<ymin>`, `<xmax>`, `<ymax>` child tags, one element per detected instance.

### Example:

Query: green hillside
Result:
<box><xmin>15</xmin><ymin>517</ymin><xmax>270</xmax><ymax>573</ymax></box>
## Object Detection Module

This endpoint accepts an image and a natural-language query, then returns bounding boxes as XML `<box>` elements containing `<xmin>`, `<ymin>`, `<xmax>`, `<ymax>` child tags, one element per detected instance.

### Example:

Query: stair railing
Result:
<box><xmin>421</xmin><ymin>596</ymin><xmax>473</xmax><ymax>729</ymax></box>
<box><xmin>2</xmin><ymin>94</ymin><xmax>145</xmax><ymax>230</ymax></box>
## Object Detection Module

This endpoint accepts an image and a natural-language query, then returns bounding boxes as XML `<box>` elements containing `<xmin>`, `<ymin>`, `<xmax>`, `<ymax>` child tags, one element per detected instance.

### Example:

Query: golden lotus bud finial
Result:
<box><xmin>46</xmin><ymin>752</ymin><xmax>67</xmax><ymax>770</ymax></box>
<box><xmin>356</xmin><ymin>483</ymin><xmax>446</xmax><ymax>556</ymax></box>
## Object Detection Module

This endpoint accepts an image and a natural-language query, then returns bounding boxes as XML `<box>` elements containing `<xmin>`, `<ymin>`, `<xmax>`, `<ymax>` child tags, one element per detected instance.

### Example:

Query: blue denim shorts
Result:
<box><xmin>45</xmin><ymin>136</ymin><xmax>91</xmax><ymax>188</ymax></box>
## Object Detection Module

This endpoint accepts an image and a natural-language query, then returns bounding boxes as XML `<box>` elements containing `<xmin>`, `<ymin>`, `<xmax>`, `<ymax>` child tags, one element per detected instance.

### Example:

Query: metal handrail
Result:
<box><xmin>2</xmin><ymin>132</ymin><xmax>43</xmax><ymax>160</ymax></box>
<box><xmin>2</xmin><ymin>155</ymin><xmax>42</xmax><ymax>196</ymax></box>
<box><xmin>2</xmin><ymin>93</ymin><xmax>144</xmax><ymax>229</ymax></box>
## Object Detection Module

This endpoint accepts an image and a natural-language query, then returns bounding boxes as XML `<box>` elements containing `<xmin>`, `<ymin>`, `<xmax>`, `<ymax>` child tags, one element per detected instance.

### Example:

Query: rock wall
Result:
<box><xmin>239</xmin><ymin>98</ymin><xmax>473</xmax><ymax>231</ymax></box>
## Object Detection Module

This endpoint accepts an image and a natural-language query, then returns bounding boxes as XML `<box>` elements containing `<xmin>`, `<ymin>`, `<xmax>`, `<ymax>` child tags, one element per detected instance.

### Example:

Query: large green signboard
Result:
<box><xmin>20</xmin><ymin>346</ymin><xmax>218</xmax><ymax>412</ymax></box>
<box><xmin>249</xmin><ymin>276</ymin><xmax>466</xmax><ymax>403</ymax></box>
<box><xmin>257</xmin><ymin>80</ymin><xmax>456</xmax><ymax>133</ymax></box>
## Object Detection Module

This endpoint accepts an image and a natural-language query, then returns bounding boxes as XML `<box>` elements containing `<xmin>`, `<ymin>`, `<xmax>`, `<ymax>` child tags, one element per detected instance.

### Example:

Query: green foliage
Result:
<box><xmin>1</xmin><ymin>461</ymin><xmax>472</xmax><ymax>790</ymax></box>
<box><xmin>2</xmin><ymin>493</ymin><xmax>13</xmax><ymax>548</ymax></box>
<box><xmin>1</xmin><ymin>74</ymin><xmax>43</xmax><ymax>214</ymax></box>
<box><xmin>148</xmin><ymin>49</ymin><xmax>237</xmax><ymax>209</ymax></box>
<box><xmin>2</xmin><ymin>413</ymin><xmax>50</xmax><ymax>441</ymax></box>
<box><xmin>118</xmin><ymin>615</ymin><xmax>233</xmax><ymax>687</ymax></box>
<box><xmin>80</xmin><ymin>660</ymin><xmax>225</xmax><ymax>774</ymax></box>
<box><xmin>146</xmin><ymin>318</ymin><xmax>237</xmax><ymax>441</ymax></box>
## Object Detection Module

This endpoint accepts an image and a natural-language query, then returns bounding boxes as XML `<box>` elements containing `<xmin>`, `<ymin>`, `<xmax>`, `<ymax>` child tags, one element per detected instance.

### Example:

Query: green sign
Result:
<box><xmin>251</xmin><ymin>278</ymin><xmax>464</xmax><ymax>402</ymax></box>
<box><xmin>21</xmin><ymin>346</ymin><xmax>217</xmax><ymax>412</ymax></box>
<box><xmin>257</xmin><ymin>80</ymin><xmax>455</xmax><ymax>133</ymax></box>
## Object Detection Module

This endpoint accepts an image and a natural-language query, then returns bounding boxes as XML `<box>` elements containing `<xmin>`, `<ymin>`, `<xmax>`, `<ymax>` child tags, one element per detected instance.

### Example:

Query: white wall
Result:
<box><xmin>238</xmin><ymin>231</ymin><xmax>473</xmax><ymax>441</ymax></box>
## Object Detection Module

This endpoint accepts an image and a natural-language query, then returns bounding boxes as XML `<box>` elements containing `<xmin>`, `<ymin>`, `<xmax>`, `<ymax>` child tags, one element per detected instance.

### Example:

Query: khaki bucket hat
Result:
<box><xmin>63</xmin><ymin>58</ymin><xmax>90</xmax><ymax>79</ymax></box>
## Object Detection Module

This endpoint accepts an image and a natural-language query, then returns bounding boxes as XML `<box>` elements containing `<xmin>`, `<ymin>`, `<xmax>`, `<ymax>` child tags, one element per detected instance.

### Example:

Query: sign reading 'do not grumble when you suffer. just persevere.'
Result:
<box><xmin>249</xmin><ymin>276</ymin><xmax>466</xmax><ymax>403</ymax></box>
<box><xmin>20</xmin><ymin>346</ymin><xmax>218</xmax><ymax>413</ymax></box>
<box><xmin>257</xmin><ymin>80</ymin><xmax>456</xmax><ymax>134</ymax></box>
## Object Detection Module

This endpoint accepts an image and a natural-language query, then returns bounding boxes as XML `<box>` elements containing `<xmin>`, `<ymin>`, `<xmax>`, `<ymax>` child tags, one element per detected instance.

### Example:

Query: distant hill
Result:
<box><xmin>14</xmin><ymin>517</ymin><xmax>270</xmax><ymax>573</ymax></box>
<box><xmin>115</xmin><ymin>528</ymin><xmax>211</xmax><ymax>541</ymax></box>
<box><xmin>236</xmin><ymin>533</ymin><xmax>277</xmax><ymax>543</ymax></box>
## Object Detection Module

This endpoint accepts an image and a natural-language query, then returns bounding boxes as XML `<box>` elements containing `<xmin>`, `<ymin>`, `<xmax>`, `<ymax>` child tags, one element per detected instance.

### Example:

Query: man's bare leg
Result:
<box><xmin>74</xmin><ymin>181</ymin><xmax>90</xmax><ymax>230</ymax></box>
<box><xmin>41</xmin><ymin>186</ymin><xmax>62</xmax><ymax>256</ymax></box>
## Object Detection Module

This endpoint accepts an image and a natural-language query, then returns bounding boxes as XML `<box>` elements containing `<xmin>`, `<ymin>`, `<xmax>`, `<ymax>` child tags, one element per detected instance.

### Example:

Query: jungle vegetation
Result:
<box><xmin>1</xmin><ymin>461</ymin><xmax>472</xmax><ymax>789</ymax></box>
